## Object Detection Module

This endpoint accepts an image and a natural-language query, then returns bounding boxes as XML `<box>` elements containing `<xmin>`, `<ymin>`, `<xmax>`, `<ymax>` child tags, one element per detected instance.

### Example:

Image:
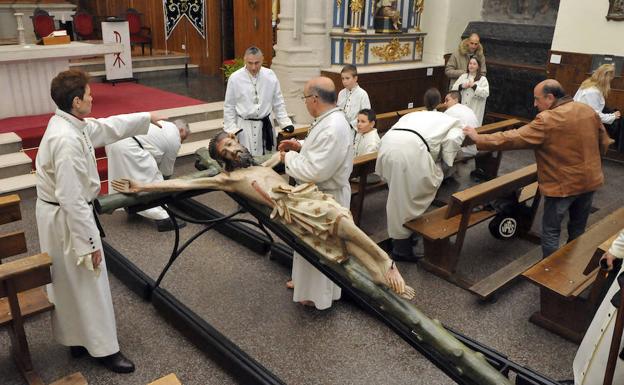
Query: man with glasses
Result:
<box><xmin>278</xmin><ymin>77</ymin><xmax>353</xmax><ymax>309</ymax></box>
<box><xmin>223</xmin><ymin>46</ymin><xmax>294</xmax><ymax>156</ymax></box>
<box><xmin>463</xmin><ymin>79</ymin><xmax>611</xmax><ymax>258</ymax></box>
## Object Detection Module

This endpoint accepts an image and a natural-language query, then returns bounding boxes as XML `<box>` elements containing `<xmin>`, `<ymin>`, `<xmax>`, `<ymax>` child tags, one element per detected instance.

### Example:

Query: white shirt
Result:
<box><xmin>574</xmin><ymin>86</ymin><xmax>618</xmax><ymax>125</ymax></box>
<box><xmin>337</xmin><ymin>85</ymin><xmax>371</xmax><ymax>130</ymax></box>
<box><xmin>353</xmin><ymin>129</ymin><xmax>381</xmax><ymax>157</ymax></box>
<box><xmin>445</xmin><ymin>102</ymin><xmax>480</xmax><ymax>158</ymax></box>
<box><xmin>223</xmin><ymin>67</ymin><xmax>292</xmax><ymax>155</ymax></box>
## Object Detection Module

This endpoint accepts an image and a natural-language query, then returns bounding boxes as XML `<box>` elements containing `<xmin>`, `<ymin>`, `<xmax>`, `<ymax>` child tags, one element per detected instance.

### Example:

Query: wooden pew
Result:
<box><xmin>404</xmin><ymin>164</ymin><xmax>541</xmax><ymax>297</ymax></box>
<box><xmin>522</xmin><ymin>207</ymin><xmax>624</xmax><ymax>343</ymax></box>
<box><xmin>148</xmin><ymin>373</ymin><xmax>183</xmax><ymax>385</ymax></box>
<box><xmin>0</xmin><ymin>194</ymin><xmax>56</xmax><ymax>385</ymax></box>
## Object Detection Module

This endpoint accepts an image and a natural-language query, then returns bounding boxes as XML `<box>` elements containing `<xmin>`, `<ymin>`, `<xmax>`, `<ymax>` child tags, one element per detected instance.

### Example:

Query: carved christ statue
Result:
<box><xmin>112</xmin><ymin>131</ymin><xmax>415</xmax><ymax>300</ymax></box>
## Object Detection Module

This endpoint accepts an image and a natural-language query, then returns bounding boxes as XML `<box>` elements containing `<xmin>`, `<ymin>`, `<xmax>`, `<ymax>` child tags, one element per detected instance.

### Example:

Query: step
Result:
<box><xmin>156</xmin><ymin>101</ymin><xmax>224</xmax><ymax>123</ymax></box>
<box><xmin>0</xmin><ymin>132</ymin><xmax>21</xmax><ymax>155</ymax></box>
<box><xmin>0</xmin><ymin>152</ymin><xmax>32</xmax><ymax>179</ymax></box>
<box><xmin>89</xmin><ymin>64</ymin><xmax>200</xmax><ymax>82</ymax></box>
<box><xmin>70</xmin><ymin>54</ymin><xmax>189</xmax><ymax>72</ymax></box>
<box><xmin>187</xmin><ymin>118</ymin><xmax>224</xmax><ymax>142</ymax></box>
<box><xmin>179</xmin><ymin>138</ymin><xmax>211</xmax><ymax>157</ymax></box>
<box><xmin>0</xmin><ymin>173</ymin><xmax>36</xmax><ymax>195</ymax></box>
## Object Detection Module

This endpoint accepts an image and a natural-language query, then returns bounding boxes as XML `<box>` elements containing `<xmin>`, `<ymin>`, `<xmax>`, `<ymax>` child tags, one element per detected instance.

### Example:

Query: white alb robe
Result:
<box><xmin>106</xmin><ymin>121</ymin><xmax>181</xmax><ymax>220</ymax></box>
<box><xmin>284</xmin><ymin>107</ymin><xmax>353</xmax><ymax>309</ymax></box>
<box><xmin>375</xmin><ymin>111</ymin><xmax>463</xmax><ymax>239</ymax></box>
<box><xmin>337</xmin><ymin>85</ymin><xmax>371</xmax><ymax>131</ymax></box>
<box><xmin>36</xmin><ymin>109</ymin><xmax>150</xmax><ymax>357</ymax></box>
<box><xmin>574</xmin><ymin>230</ymin><xmax>624</xmax><ymax>385</ymax></box>
<box><xmin>223</xmin><ymin>66</ymin><xmax>292</xmax><ymax>156</ymax></box>
<box><xmin>353</xmin><ymin>128</ymin><xmax>381</xmax><ymax>157</ymax></box>
<box><xmin>451</xmin><ymin>74</ymin><xmax>489</xmax><ymax>125</ymax></box>
<box><xmin>574</xmin><ymin>86</ymin><xmax>618</xmax><ymax>125</ymax></box>
<box><xmin>445</xmin><ymin>102</ymin><xmax>480</xmax><ymax>158</ymax></box>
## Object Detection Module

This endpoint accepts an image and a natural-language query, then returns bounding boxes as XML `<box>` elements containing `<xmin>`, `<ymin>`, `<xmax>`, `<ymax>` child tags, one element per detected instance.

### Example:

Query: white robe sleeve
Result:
<box><xmin>474</xmin><ymin>76</ymin><xmax>490</xmax><ymax>99</ymax></box>
<box><xmin>364</xmin><ymin>132</ymin><xmax>380</xmax><ymax>154</ymax></box>
<box><xmin>271</xmin><ymin>74</ymin><xmax>293</xmax><ymax>129</ymax></box>
<box><xmin>53</xmin><ymin>136</ymin><xmax>101</xmax><ymax>256</ymax></box>
<box><xmin>223</xmin><ymin>79</ymin><xmax>239</xmax><ymax>133</ymax></box>
<box><xmin>451</xmin><ymin>75</ymin><xmax>464</xmax><ymax>91</ymax></box>
<box><xmin>609</xmin><ymin>230</ymin><xmax>624</xmax><ymax>259</ymax></box>
<box><xmin>86</xmin><ymin>112</ymin><xmax>151</xmax><ymax>148</ymax></box>
<box><xmin>440</xmin><ymin>119</ymin><xmax>465</xmax><ymax>167</ymax></box>
<box><xmin>285</xmin><ymin>130</ymin><xmax>343</xmax><ymax>183</ymax></box>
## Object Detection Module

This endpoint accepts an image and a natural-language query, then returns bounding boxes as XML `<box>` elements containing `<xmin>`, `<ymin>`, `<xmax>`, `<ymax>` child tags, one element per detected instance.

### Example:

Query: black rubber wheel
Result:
<box><xmin>488</xmin><ymin>214</ymin><xmax>518</xmax><ymax>239</ymax></box>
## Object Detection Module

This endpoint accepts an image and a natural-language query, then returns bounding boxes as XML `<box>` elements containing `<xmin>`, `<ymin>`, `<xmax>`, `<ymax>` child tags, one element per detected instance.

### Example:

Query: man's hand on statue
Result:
<box><xmin>278</xmin><ymin>139</ymin><xmax>301</xmax><ymax>153</ymax></box>
<box><xmin>463</xmin><ymin>126</ymin><xmax>478</xmax><ymax>141</ymax></box>
<box><xmin>149</xmin><ymin>113</ymin><xmax>167</xmax><ymax>128</ymax></box>
<box><xmin>615</xmin><ymin>111</ymin><xmax>621</xmax><ymax>119</ymax></box>
<box><xmin>91</xmin><ymin>249</ymin><xmax>102</xmax><ymax>269</ymax></box>
<box><xmin>600</xmin><ymin>251</ymin><xmax>617</xmax><ymax>271</ymax></box>
<box><xmin>111</xmin><ymin>178</ymin><xmax>143</xmax><ymax>194</ymax></box>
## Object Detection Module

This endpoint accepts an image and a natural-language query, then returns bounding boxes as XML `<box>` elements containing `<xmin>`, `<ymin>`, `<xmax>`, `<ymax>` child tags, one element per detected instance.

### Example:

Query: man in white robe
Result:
<box><xmin>375</xmin><ymin>88</ymin><xmax>464</xmax><ymax>260</ymax></box>
<box><xmin>573</xmin><ymin>229</ymin><xmax>624</xmax><ymax>385</ymax></box>
<box><xmin>224</xmin><ymin>46</ymin><xmax>294</xmax><ymax>156</ymax></box>
<box><xmin>278</xmin><ymin>77</ymin><xmax>353</xmax><ymax>310</ymax></box>
<box><xmin>444</xmin><ymin>91</ymin><xmax>479</xmax><ymax>159</ymax></box>
<box><xmin>35</xmin><ymin>69</ymin><xmax>160</xmax><ymax>373</ymax></box>
<box><xmin>106</xmin><ymin>119</ymin><xmax>190</xmax><ymax>231</ymax></box>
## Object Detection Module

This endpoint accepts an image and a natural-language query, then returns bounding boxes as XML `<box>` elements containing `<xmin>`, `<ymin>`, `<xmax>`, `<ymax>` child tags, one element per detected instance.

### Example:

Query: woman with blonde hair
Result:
<box><xmin>574</xmin><ymin>63</ymin><xmax>621</xmax><ymax>124</ymax></box>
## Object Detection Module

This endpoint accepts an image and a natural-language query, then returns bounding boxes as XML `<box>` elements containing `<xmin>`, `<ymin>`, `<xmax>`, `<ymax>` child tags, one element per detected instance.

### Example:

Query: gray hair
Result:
<box><xmin>174</xmin><ymin>119</ymin><xmax>191</xmax><ymax>138</ymax></box>
<box><xmin>310</xmin><ymin>84</ymin><xmax>337</xmax><ymax>104</ymax></box>
<box><xmin>244</xmin><ymin>46</ymin><xmax>263</xmax><ymax>58</ymax></box>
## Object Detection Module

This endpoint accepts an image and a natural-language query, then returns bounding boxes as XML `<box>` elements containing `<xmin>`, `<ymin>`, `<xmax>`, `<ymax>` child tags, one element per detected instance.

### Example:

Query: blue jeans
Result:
<box><xmin>541</xmin><ymin>191</ymin><xmax>595</xmax><ymax>258</ymax></box>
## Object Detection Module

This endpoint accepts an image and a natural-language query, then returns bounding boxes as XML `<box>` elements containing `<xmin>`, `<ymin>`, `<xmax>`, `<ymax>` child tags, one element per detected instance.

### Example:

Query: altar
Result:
<box><xmin>0</xmin><ymin>42</ymin><xmax>123</xmax><ymax>119</ymax></box>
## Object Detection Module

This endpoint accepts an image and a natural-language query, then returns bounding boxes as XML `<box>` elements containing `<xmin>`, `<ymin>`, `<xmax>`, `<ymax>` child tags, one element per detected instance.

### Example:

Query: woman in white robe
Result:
<box><xmin>36</xmin><ymin>70</ymin><xmax>153</xmax><ymax>369</ymax></box>
<box><xmin>452</xmin><ymin>56</ymin><xmax>489</xmax><ymax>125</ymax></box>
<box><xmin>573</xmin><ymin>230</ymin><xmax>624</xmax><ymax>385</ymax></box>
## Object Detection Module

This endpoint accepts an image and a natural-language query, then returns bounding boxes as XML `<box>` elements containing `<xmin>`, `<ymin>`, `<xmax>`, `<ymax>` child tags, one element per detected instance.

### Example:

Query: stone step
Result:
<box><xmin>0</xmin><ymin>132</ymin><xmax>22</xmax><ymax>155</ymax></box>
<box><xmin>0</xmin><ymin>173</ymin><xmax>36</xmax><ymax>195</ymax></box>
<box><xmin>157</xmin><ymin>101</ymin><xmax>224</xmax><ymax>123</ymax></box>
<box><xmin>179</xmin><ymin>138</ymin><xmax>211</xmax><ymax>157</ymax></box>
<box><xmin>0</xmin><ymin>152</ymin><xmax>32</xmax><ymax>179</ymax></box>
<box><xmin>70</xmin><ymin>54</ymin><xmax>189</xmax><ymax>73</ymax></box>
<box><xmin>187</xmin><ymin>118</ymin><xmax>224</xmax><ymax>142</ymax></box>
<box><xmin>89</xmin><ymin>64</ymin><xmax>200</xmax><ymax>82</ymax></box>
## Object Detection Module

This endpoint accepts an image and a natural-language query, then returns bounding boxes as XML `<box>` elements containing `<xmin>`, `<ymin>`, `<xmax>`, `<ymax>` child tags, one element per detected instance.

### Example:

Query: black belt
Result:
<box><xmin>39</xmin><ymin>198</ymin><xmax>106</xmax><ymax>238</ymax></box>
<box><xmin>241</xmin><ymin>115</ymin><xmax>273</xmax><ymax>153</ymax></box>
<box><xmin>392</xmin><ymin>128</ymin><xmax>430</xmax><ymax>153</ymax></box>
<box><xmin>132</xmin><ymin>136</ymin><xmax>144</xmax><ymax>150</ymax></box>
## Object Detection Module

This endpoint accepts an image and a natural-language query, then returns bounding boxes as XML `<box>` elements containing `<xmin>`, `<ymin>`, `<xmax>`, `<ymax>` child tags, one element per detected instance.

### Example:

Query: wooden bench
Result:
<box><xmin>522</xmin><ymin>207</ymin><xmax>624</xmax><ymax>343</ymax></box>
<box><xmin>148</xmin><ymin>373</ymin><xmax>182</xmax><ymax>385</ymax></box>
<box><xmin>0</xmin><ymin>194</ymin><xmax>71</xmax><ymax>385</ymax></box>
<box><xmin>404</xmin><ymin>164</ymin><xmax>541</xmax><ymax>298</ymax></box>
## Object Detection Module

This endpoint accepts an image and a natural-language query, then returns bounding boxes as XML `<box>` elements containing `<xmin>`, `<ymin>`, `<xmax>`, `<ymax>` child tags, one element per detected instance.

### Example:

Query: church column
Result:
<box><xmin>272</xmin><ymin>0</ymin><xmax>332</xmax><ymax>124</ymax></box>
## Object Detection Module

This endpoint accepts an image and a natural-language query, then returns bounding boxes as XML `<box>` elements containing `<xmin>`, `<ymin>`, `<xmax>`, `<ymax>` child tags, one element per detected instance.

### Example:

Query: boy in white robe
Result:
<box><xmin>353</xmin><ymin>109</ymin><xmax>381</xmax><ymax>157</ymax></box>
<box><xmin>337</xmin><ymin>64</ymin><xmax>371</xmax><ymax>136</ymax></box>
<box><xmin>279</xmin><ymin>77</ymin><xmax>353</xmax><ymax>310</ymax></box>
<box><xmin>35</xmin><ymin>69</ymin><xmax>160</xmax><ymax>373</ymax></box>
<box><xmin>106</xmin><ymin>119</ymin><xmax>190</xmax><ymax>231</ymax></box>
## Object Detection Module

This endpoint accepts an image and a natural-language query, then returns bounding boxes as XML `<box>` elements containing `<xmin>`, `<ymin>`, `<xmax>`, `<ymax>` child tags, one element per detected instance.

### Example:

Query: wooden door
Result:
<box><xmin>233</xmin><ymin>0</ymin><xmax>273</xmax><ymax>66</ymax></box>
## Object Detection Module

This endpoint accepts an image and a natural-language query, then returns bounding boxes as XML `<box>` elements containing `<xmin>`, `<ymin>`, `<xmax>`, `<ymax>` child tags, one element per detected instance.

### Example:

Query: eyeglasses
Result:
<box><xmin>301</xmin><ymin>94</ymin><xmax>317</xmax><ymax>101</ymax></box>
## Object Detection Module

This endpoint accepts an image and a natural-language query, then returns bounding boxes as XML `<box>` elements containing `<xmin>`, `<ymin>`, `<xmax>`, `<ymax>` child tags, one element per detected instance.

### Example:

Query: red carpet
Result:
<box><xmin>0</xmin><ymin>82</ymin><xmax>204</xmax><ymax>149</ymax></box>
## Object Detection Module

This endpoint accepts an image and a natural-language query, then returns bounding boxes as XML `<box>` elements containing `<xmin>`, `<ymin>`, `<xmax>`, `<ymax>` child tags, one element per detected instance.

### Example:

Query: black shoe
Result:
<box><xmin>156</xmin><ymin>218</ymin><xmax>187</xmax><ymax>232</ymax></box>
<box><xmin>98</xmin><ymin>351</ymin><xmax>135</xmax><ymax>373</ymax></box>
<box><xmin>69</xmin><ymin>345</ymin><xmax>88</xmax><ymax>358</ymax></box>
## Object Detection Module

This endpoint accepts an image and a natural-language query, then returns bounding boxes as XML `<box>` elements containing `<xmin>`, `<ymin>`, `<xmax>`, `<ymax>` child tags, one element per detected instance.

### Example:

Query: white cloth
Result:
<box><xmin>337</xmin><ymin>85</ymin><xmax>371</xmax><ymax>131</ymax></box>
<box><xmin>106</xmin><ymin>121</ymin><xmax>181</xmax><ymax>220</ymax></box>
<box><xmin>574</xmin><ymin>230</ymin><xmax>624</xmax><ymax>385</ymax></box>
<box><xmin>573</xmin><ymin>86</ymin><xmax>618</xmax><ymax>125</ymax></box>
<box><xmin>353</xmin><ymin>129</ymin><xmax>381</xmax><ymax>157</ymax></box>
<box><xmin>445</xmin><ymin>103</ymin><xmax>480</xmax><ymax>158</ymax></box>
<box><xmin>375</xmin><ymin>110</ymin><xmax>463</xmax><ymax>239</ymax></box>
<box><xmin>35</xmin><ymin>109</ymin><xmax>150</xmax><ymax>357</ymax></box>
<box><xmin>284</xmin><ymin>107</ymin><xmax>353</xmax><ymax>309</ymax></box>
<box><xmin>223</xmin><ymin>67</ymin><xmax>292</xmax><ymax>156</ymax></box>
<box><xmin>451</xmin><ymin>74</ymin><xmax>489</xmax><ymax>125</ymax></box>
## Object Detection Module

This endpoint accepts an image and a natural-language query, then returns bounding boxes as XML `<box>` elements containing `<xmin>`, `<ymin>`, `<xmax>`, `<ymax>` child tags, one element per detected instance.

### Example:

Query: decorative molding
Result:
<box><xmin>350</xmin><ymin>0</ymin><xmax>364</xmax><ymax>13</ymax></box>
<box><xmin>356</xmin><ymin>38</ymin><xmax>366</xmax><ymax>63</ymax></box>
<box><xmin>607</xmin><ymin>0</ymin><xmax>624</xmax><ymax>21</ymax></box>
<box><xmin>370</xmin><ymin>38</ymin><xmax>410</xmax><ymax>62</ymax></box>
<box><xmin>415</xmin><ymin>37</ymin><xmax>423</xmax><ymax>58</ymax></box>
<box><xmin>344</xmin><ymin>38</ymin><xmax>352</xmax><ymax>62</ymax></box>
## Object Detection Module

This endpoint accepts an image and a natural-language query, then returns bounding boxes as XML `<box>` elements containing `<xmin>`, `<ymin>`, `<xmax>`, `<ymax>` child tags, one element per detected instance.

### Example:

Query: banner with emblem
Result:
<box><xmin>163</xmin><ymin>0</ymin><xmax>205</xmax><ymax>39</ymax></box>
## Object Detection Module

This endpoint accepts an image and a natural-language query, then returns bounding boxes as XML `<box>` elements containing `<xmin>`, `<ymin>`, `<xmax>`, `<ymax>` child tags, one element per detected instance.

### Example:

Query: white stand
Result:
<box><xmin>101</xmin><ymin>21</ymin><xmax>135</xmax><ymax>83</ymax></box>
<box><xmin>14</xmin><ymin>13</ymin><xmax>26</xmax><ymax>45</ymax></box>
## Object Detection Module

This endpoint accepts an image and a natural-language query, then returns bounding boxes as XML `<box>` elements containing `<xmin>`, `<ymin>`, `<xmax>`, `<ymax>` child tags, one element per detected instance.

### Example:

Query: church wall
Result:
<box><xmin>552</xmin><ymin>0</ymin><xmax>624</xmax><ymax>56</ymax></box>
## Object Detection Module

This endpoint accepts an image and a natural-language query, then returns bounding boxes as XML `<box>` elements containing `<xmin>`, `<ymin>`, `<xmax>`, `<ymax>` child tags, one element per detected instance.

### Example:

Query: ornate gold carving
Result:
<box><xmin>336</xmin><ymin>0</ymin><xmax>342</xmax><ymax>7</ymax></box>
<box><xmin>414</xmin><ymin>0</ymin><xmax>424</xmax><ymax>31</ymax></box>
<box><xmin>350</xmin><ymin>0</ymin><xmax>364</xmax><ymax>13</ymax></box>
<box><xmin>370</xmin><ymin>38</ymin><xmax>410</xmax><ymax>62</ymax></box>
<box><xmin>415</xmin><ymin>37</ymin><xmax>423</xmax><ymax>57</ymax></box>
<box><xmin>344</xmin><ymin>39</ymin><xmax>352</xmax><ymax>62</ymax></box>
<box><xmin>356</xmin><ymin>39</ymin><xmax>365</xmax><ymax>63</ymax></box>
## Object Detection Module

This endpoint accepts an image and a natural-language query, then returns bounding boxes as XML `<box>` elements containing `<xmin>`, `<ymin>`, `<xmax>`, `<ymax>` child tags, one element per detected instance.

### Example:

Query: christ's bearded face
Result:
<box><xmin>215</xmin><ymin>135</ymin><xmax>255</xmax><ymax>171</ymax></box>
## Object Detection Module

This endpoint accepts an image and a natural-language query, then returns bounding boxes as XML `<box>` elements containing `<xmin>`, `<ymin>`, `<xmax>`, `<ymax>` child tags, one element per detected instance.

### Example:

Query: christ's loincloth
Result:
<box><xmin>270</xmin><ymin>183</ymin><xmax>352</xmax><ymax>263</ymax></box>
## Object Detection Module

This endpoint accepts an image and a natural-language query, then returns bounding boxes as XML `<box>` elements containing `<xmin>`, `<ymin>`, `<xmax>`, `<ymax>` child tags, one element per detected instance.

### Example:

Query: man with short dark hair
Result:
<box><xmin>464</xmin><ymin>79</ymin><xmax>612</xmax><ymax>257</ymax></box>
<box><xmin>223</xmin><ymin>46</ymin><xmax>294</xmax><ymax>156</ymax></box>
<box><xmin>376</xmin><ymin>88</ymin><xmax>464</xmax><ymax>260</ymax></box>
<box><xmin>445</xmin><ymin>33</ymin><xmax>487</xmax><ymax>89</ymax></box>
<box><xmin>36</xmin><ymin>69</ymin><xmax>161</xmax><ymax>373</ymax></box>
<box><xmin>278</xmin><ymin>76</ymin><xmax>353</xmax><ymax>309</ymax></box>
